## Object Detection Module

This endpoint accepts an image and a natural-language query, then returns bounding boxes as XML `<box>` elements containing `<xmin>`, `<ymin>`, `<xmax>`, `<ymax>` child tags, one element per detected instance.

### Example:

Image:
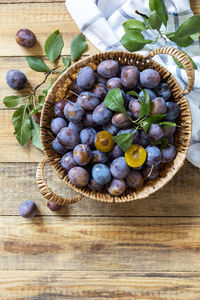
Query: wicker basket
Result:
<box><xmin>36</xmin><ymin>46</ymin><xmax>194</xmax><ymax>205</ymax></box>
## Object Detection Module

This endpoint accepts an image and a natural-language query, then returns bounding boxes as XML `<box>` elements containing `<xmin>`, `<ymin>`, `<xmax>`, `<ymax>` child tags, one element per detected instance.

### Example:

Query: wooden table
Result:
<box><xmin>0</xmin><ymin>0</ymin><xmax>200</xmax><ymax>298</ymax></box>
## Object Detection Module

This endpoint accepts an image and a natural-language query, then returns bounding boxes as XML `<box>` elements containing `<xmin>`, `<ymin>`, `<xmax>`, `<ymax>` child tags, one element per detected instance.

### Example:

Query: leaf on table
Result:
<box><xmin>3</xmin><ymin>95</ymin><xmax>22</xmax><ymax>108</ymax></box>
<box><xmin>30</xmin><ymin>115</ymin><xmax>43</xmax><ymax>151</ymax></box>
<box><xmin>44</xmin><ymin>30</ymin><xmax>64</xmax><ymax>62</ymax></box>
<box><xmin>114</xmin><ymin>133</ymin><xmax>133</xmax><ymax>152</ymax></box>
<box><xmin>70</xmin><ymin>33</ymin><xmax>87</xmax><ymax>61</ymax></box>
<box><xmin>12</xmin><ymin>105</ymin><xmax>32</xmax><ymax>146</ymax></box>
<box><xmin>62</xmin><ymin>57</ymin><xmax>71</xmax><ymax>69</ymax></box>
<box><xmin>26</xmin><ymin>56</ymin><xmax>51</xmax><ymax>72</ymax></box>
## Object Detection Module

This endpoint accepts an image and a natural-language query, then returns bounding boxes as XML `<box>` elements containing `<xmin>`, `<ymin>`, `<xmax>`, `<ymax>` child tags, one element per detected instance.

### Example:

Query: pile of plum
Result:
<box><xmin>51</xmin><ymin>59</ymin><xmax>180</xmax><ymax>196</ymax></box>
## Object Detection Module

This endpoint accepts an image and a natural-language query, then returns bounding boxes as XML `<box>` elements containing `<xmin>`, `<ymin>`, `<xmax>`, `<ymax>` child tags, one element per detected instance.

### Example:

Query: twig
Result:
<box><xmin>33</xmin><ymin>67</ymin><xmax>59</xmax><ymax>95</ymax></box>
<box><xmin>158</xmin><ymin>29</ymin><xmax>168</xmax><ymax>43</ymax></box>
<box><xmin>135</xmin><ymin>10</ymin><xmax>149</xmax><ymax>19</ymax></box>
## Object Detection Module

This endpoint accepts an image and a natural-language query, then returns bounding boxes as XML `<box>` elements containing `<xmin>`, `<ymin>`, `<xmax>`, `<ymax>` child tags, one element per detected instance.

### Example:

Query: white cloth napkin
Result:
<box><xmin>66</xmin><ymin>0</ymin><xmax>200</xmax><ymax>168</ymax></box>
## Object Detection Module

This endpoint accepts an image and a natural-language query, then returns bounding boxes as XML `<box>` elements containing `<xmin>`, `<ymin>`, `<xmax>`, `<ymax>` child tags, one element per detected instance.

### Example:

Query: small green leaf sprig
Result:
<box><xmin>3</xmin><ymin>31</ymin><xmax>87</xmax><ymax>150</ymax></box>
<box><xmin>104</xmin><ymin>88</ymin><xmax>176</xmax><ymax>152</ymax></box>
<box><xmin>121</xmin><ymin>0</ymin><xmax>199</xmax><ymax>70</ymax></box>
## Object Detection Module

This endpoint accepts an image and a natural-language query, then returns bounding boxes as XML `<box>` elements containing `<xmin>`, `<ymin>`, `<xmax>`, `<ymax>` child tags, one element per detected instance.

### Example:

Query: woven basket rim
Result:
<box><xmin>40</xmin><ymin>49</ymin><xmax>192</xmax><ymax>203</ymax></box>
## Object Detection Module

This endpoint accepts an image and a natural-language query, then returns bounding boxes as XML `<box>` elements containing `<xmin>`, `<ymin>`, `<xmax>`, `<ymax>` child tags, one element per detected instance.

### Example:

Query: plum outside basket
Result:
<box><xmin>36</xmin><ymin>46</ymin><xmax>193</xmax><ymax>205</ymax></box>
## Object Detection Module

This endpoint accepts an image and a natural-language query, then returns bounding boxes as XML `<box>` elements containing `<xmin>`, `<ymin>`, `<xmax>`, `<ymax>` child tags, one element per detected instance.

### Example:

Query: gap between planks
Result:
<box><xmin>0</xmin><ymin>161</ymin><xmax>200</xmax><ymax>216</ymax></box>
<box><xmin>1</xmin><ymin>216</ymin><xmax>200</xmax><ymax>272</ymax></box>
<box><xmin>0</xmin><ymin>2</ymin><xmax>98</xmax><ymax>57</ymax></box>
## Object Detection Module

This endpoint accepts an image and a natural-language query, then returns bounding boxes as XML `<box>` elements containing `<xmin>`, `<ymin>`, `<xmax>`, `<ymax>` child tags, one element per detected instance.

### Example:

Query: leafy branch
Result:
<box><xmin>120</xmin><ymin>0</ymin><xmax>199</xmax><ymax>69</ymax></box>
<box><xmin>3</xmin><ymin>30</ymin><xmax>88</xmax><ymax>150</ymax></box>
<box><xmin>104</xmin><ymin>88</ymin><xmax>176</xmax><ymax>151</ymax></box>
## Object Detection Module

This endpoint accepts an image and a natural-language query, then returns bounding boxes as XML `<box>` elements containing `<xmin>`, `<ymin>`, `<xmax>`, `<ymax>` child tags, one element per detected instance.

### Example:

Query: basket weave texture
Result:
<box><xmin>37</xmin><ymin>47</ymin><xmax>193</xmax><ymax>205</ymax></box>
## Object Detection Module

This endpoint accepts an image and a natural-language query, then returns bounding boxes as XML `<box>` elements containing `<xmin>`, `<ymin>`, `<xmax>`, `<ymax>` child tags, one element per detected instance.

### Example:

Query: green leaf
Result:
<box><xmin>104</xmin><ymin>88</ymin><xmax>127</xmax><ymax>116</ymax></box>
<box><xmin>3</xmin><ymin>96</ymin><xmax>22</xmax><ymax>108</ymax></box>
<box><xmin>141</xmin><ymin>15</ymin><xmax>151</xmax><ymax>27</ymax></box>
<box><xmin>169</xmin><ymin>34</ymin><xmax>194</xmax><ymax>47</ymax></box>
<box><xmin>38</xmin><ymin>77</ymin><xmax>53</xmax><ymax>103</ymax></box>
<box><xmin>149</xmin><ymin>0</ymin><xmax>156</xmax><ymax>11</ymax></box>
<box><xmin>113</xmin><ymin>133</ymin><xmax>133</xmax><ymax>152</ymax></box>
<box><xmin>62</xmin><ymin>57</ymin><xmax>71</xmax><ymax>69</ymax></box>
<box><xmin>141</xmin><ymin>117</ymin><xmax>151</xmax><ymax>133</ymax></box>
<box><xmin>150</xmin><ymin>114</ymin><xmax>167</xmax><ymax>122</ymax></box>
<box><xmin>143</xmin><ymin>89</ymin><xmax>150</xmax><ymax>116</ymax></box>
<box><xmin>121</xmin><ymin>30</ymin><xmax>152</xmax><ymax>51</ymax></box>
<box><xmin>44</xmin><ymin>30</ymin><xmax>64</xmax><ymax>62</ymax></box>
<box><xmin>173</xmin><ymin>51</ymin><xmax>197</xmax><ymax>70</ymax></box>
<box><xmin>38</xmin><ymin>95</ymin><xmax>45</xmax><ymax>103</ymax></box>
<box><xmin>127</xmin><ymin>90</ymin><xmax>142</xmax><ymax>101</ymax></box>
<box><xmin>190</xmin><ymin>32</ymin><xmax>200</xmax><ymax>40</ymax></box>
<box><xmin>173</xmin><ymin>57</ymin><xmax>183</xmax><ymax>69</ymax></box>
<box><xmin>149</xmin><ymin>10</ymin><xmax>162</xmax><ymax>30</ymax></box>
<box><xmin>30</xmin><ymin>115</ymin><xmax>43</xmax><ymax>151</ymax></box>
<box><xmin>138</xmin><ymin>99</ymin><xmax>147</xmax><ymax>119</ymax></box>
<box><xmin>26</xmin><ymin>56</ymin><xmax>51</xmax><ymax>72</ymax></box>
<box><xmin>159</xmin><ymin>121</ymin><xmax>176</xmax><ymax>130</ymax></box>
<box><xmin>149</xmin><ymin>0</ymin><xmax>168</xmax><ymax>26</ymax></box>
<box><xmin>12</xmin><ymin>105</ymin><xmax>32</xmax><ymax>146</ymax></box>
<box><xmin>70</xmin><ymin>33</ymin><xmax>87</xmax><ymax>61</ymax></box>
<box><xmin>151</xmin><ymin>137</ymin><xmax>169</xmax><ymax>149</ymax></box>
<box><xmin>123</xmin><ymin>19</ymin><xmax>146</xmax><ymax>32</ymax></box>
<box><xmin>174</xmin><ymin>15</ymin><xmax>200</xmax><ymax>38</ymax></box>
<box><xmin>31</xmin><ymin>105</ymin><xmax>42</xmax><ymax>115</ymax></box>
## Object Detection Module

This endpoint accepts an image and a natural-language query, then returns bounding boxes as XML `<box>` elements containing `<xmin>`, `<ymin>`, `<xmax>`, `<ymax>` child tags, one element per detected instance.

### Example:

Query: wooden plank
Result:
<box><xmin>0</xmin><ymin>161</ymin><xmax>200</xmax><ymax>216</ymax></box>
<box><xmin>0</xmin><ymin>3</ymin><xmax>98</xmax><ymax>57</ymax></box>
<box><xmin>0</xmin><ymin>56</ymin><xmax>64</xmax><ymax>109</ymax></box>
<box><xmin>191</xmin><ymin>0</ymin><xmax>200</xmax><ymax>14</ymax></box>
<box><xmin>1</xmin><ymin>217</ymin><xmax>200</xmax><ymax>271</ymax></box>
<box><xmin>0</xmin><ymin>111</ymin><xmax>43</xmax><ymax>162</ymax></box>
<box><xmin>0</xmin><ymin>0</ymin><xmax>199</xmax><ymax>13</ymax></box>
<box><xmin>0</xmin><ymin>0</ymin><xmax>199</xmax><ymax>59</ymax></box>
<box><xmin>0</xmin><ymin>0</ymin><xmax>64</xmax><ymax>2</ymax></box>
<box><xmin>0</xmin><ymin>271</ymin><xmax>199</xmax><ymax>300</ymax></box>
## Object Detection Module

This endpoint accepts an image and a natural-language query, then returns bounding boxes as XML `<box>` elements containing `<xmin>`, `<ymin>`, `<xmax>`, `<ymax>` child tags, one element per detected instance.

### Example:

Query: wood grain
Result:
<box><xmin>191</xmin><ymin>0</ymin><xmax>200</xmax><ymax>14</ymax></box>
<box><xmin>0</xmin><ymin>111</ymin><xmax>43</xmax><ymax>162</ymax></box>
<box><xmin>1</xmin><ymin>216</ymin><xmax>200</xmax><ymax>271</ymax></box>
<box><xmin>0</xmin><ymin>56</ymin><xmax>66</xmax><ymax>109</ymax></box>
<box><xmin>0</xmin><ymin>3</ymin><xmax>98</xmax><ymax>57</ymax></box>
<box><xmin>0</xmin><ymin>161</ymin><xmax>200</xmax><ymax>216</ymax></box>
<box><xmin>0</xmin><ymin>271</ymin><xmax>199</xmax><ymax>300</ymax></box>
